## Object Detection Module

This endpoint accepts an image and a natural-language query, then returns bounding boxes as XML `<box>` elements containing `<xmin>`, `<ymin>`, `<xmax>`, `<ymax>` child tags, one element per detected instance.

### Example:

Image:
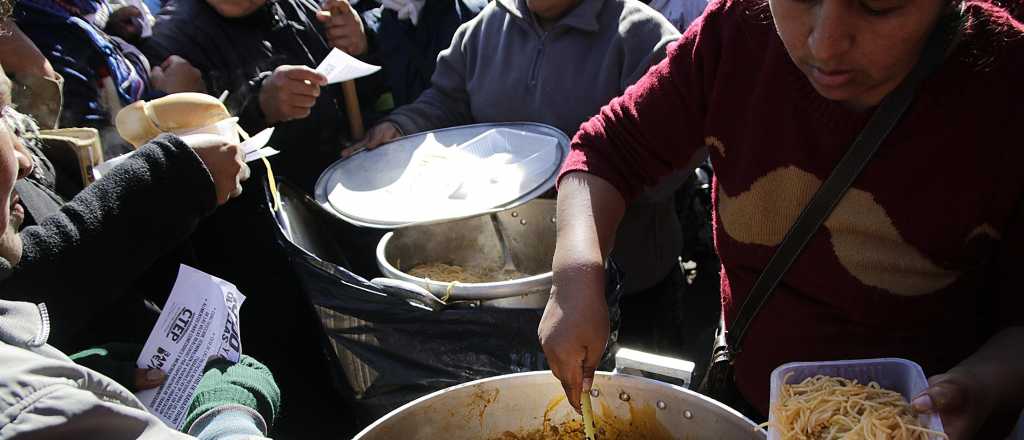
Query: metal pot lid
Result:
<box><xmin>315</xmin><ymin>122</ymin><xmax>570</xmax><ymax>229</ymax></box>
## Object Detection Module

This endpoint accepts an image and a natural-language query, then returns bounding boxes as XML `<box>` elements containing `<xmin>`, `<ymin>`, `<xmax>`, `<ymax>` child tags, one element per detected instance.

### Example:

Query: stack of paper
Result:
<box><xmin>135</xmin><ymin>265</ymin><xmax>246</xmax><ymax>429</ymax></box>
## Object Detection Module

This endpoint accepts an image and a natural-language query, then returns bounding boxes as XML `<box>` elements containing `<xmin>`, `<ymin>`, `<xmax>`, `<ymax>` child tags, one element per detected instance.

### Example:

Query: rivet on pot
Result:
<box><xmin>519</xmin><ymin>219</ymin><xmax>527</xmax><ymax>225</ymax></box>
<box><xmin>511</xmin><ymin>211</ymin><xmax>519</xmax><ymax>217</ymax></box>
<box><xmin>550</xmin><ymin>217</ymin><xmax>556</xmax><ymax>223</ymax></box>
<box><xmin>590</xmin><ymin>388</ymin><xmax>600</xmax><ymax>398</ymax></box>
<box><xmin>618</xmin><ymin>392</ymin><xmax>630</xmax><ymax>402</ymax></box>
<box><xmin>656</xmin><ymin>401</ymin><xmax>667</xmax><ymax>410</ymax></box>
<box><xmin>683</xmin><ymin>410</ymin><xmax>694</xmax><ymax>420</ymax></box>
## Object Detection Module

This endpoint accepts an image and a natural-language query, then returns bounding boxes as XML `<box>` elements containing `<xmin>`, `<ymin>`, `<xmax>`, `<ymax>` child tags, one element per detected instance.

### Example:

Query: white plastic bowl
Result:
<box><xmin>768</xmin><ymin>358</ymin><xmax>945</xmax><ymax>440</ymax></box>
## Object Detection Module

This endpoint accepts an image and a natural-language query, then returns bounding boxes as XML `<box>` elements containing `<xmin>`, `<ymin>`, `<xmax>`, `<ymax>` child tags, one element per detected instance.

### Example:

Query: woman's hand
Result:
<box><xmin>537</xmin><ymin>172</ymin><xmax>626</xmax><ymax>413</ymax></box>
<box><xmin>539</xmin><ymin>264</ymin><xmax>610</xmax><ymax>414</ymax></box>
<box><xmin>912</xmin><ymin>327</ymin><xmax>1024</xmax><ymax>439</ymax></box>
<box><xmin>912</xmin><ymin>368</ymin><xmax>995</xmax><ymax>439</ymax></box>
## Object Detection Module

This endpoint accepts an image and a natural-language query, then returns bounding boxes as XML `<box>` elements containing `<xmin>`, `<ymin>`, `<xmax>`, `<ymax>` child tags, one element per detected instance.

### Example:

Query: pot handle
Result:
<box><xmin>613</xmin><ymin>347</ymin><xmax>695</xmax><ymax>388</ymax></box>
<box><xmin>370</xmin><ymin>277</ymin><xmax>446</xmax><ymax>311</ymax></box>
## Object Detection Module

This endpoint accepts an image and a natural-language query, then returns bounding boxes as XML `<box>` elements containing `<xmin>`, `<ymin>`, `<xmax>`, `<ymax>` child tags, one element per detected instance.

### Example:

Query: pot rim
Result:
<box><xmin>352</xmin><ymin>370</ymin><xmax>763</xmax><ymax>439</ymax></box>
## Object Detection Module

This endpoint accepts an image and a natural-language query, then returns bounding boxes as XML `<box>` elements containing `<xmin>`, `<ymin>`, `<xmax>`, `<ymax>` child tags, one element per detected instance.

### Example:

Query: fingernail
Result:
<box><xmin>911</xmin><ymin>394</ymin><xmax>933</xmax><ymax>413</ymax></box>
<box><xmin>146</xmin><ymin>369</ymin><xmax>166</xmax><ymax>381</ymax></box>
<box><xmin>582</xmin><ymin>377</ymin><xmax>593</xmax><ymax>392</ymax></box>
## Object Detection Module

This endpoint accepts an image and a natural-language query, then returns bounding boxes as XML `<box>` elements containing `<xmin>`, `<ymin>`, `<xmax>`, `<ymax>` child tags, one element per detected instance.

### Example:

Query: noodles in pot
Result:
<box><xmin>408</xmin><ymin>262</ymin><xmax>527</xmax><ymax>283</ymax></box>
<box><xmin>489</xmin><ymin>417</ymin><xmax>675</xmax><ymax>440</ymax></box>
<box><xmin>489</xmin><ymin>399</ymin><xmax>676</xmax><ymax>440</ymax></box>
<box><xmin>768</xmin><ymin>375</ymin><xmax>949</xmax><ymax>440</ymax></box>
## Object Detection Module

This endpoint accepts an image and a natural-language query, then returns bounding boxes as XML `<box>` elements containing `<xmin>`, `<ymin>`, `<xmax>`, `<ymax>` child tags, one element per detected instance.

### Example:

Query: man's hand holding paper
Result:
<box><xmin>258</xmin><ymin>65</ymin><xmax>328</xmax><ymax>124</ymax></box>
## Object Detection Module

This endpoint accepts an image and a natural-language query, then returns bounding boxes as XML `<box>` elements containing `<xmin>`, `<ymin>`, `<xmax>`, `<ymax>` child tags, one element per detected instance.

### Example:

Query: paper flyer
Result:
<box><xmin>315</xmin><ymin>47</ymin><xmax>381</xmax><ymax>84</ymax></box>
<box><xmin>95</xmin><ymin>125</ymin><xmax>277</xmax><ymax>180</ymax></box>
<box><xmin>240</xmin><ymin>127</ymin><xmax>280</xmax><ymax>162</ymax></box>
<box><xmin>135</xmin><ymin>264</ymin><xmax>246</xmax><ymax>429</ymax></box>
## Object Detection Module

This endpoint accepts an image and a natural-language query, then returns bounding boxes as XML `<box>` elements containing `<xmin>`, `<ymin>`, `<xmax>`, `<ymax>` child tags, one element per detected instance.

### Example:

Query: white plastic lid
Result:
<box><xmin>315</xmin><ymin>123</ymin><xmax>570</xmax><ymax>229</ymax></box>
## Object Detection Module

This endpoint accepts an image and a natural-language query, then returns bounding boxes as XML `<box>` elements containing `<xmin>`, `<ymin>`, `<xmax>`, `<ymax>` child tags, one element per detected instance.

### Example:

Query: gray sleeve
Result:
<box><xmin>0</xmin><ymin>344</ymin><xmax>194</xmax><ymax>440</ymax></box>
<box><xmin>385</xmin><ymin>19</ymin><xmax>478</xmax><ymax>135</ymax></box>
<box><xmin>618</xmin><ymin>3</ymin><xmax>682</xmax><ymax>89</ymax></box>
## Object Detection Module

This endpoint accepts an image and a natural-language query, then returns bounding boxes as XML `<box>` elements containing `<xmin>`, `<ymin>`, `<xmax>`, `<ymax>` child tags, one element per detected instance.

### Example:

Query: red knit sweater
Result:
<box><xmin>562</xmin><ymin>0</ymin><xmax>1024</xmax><ymax>416</ymax></box>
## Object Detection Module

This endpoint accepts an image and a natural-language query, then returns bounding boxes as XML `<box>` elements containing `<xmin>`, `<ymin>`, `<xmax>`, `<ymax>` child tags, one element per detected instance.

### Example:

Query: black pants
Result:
<box><xmin>617</xmin><ymin>257</ymin><xmax>721</xmax><ymax>377</ymax></box>
<box><xmin>713</xmin><ymin>376</ymin><xmax>766</xmax><ymax>424</ymax></box>
<box><xmin>615</xmin><ymin>258</ymin><xmax>766</xmax><ymax>423</ymax></box>
<box><xmin>616</xmin><ymin>264</ymin><xmax>687</xmax><ymax>359</ymax></box>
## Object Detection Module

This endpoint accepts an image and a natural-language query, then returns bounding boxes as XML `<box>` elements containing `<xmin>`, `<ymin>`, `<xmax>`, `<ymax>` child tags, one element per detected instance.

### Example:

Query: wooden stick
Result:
<box><xmin>319</xmin><ymin>2</ymin><xmax>365</xmax><ymax>140</ymax></box>
<box><xmin>582</xmin><ymin>391</ymin><xmax>597</xmax><ymax>440</ymax></box>
<box><xmin>342</xmin><ymin>80</ymin><xmax>364</xmax><ymax>140</ymax></box>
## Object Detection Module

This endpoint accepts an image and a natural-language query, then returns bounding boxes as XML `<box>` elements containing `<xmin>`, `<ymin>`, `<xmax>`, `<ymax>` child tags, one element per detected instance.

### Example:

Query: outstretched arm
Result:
<box><xmin>1</xmin><ymin>135</ymin><xmax>219</xmax><ymax>347</ymax></box>
<box><xmin>539</xmin><ymin>172</ymin><xmax>625</xmax><ymax>412</ymax></box>
<box><xmin>538</xmin><ymin>6</ymin><xmax>726</xmax><ymax>410</ymax></box>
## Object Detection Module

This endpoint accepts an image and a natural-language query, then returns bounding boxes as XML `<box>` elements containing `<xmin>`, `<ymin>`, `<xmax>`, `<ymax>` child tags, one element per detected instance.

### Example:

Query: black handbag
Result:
<box><xmin>697</xmin><ymin>11</ymin><xmax>959</xmax><ymax>407</ymax></box>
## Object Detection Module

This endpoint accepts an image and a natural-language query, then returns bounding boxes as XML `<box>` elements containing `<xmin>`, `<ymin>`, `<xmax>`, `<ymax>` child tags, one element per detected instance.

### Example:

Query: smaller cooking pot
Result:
<box><xmin>376</xmin><ymin>199</ymin><xmax>556</xmax><ymax>309</ymax></box>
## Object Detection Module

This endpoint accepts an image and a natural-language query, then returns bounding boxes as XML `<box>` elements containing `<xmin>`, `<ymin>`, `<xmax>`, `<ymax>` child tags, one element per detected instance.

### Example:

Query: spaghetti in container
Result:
<box><xmin>768</xmin><ymin>358</ymin><xmax>945</xmax><ymax>440</ymax></box>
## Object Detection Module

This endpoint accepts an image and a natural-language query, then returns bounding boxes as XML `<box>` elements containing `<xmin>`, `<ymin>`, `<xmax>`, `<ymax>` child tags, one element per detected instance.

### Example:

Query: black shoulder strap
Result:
<box><xmin>726</xmin><ymin>12</ymin><xmax>959</xmax><ymax>351</ymax></box>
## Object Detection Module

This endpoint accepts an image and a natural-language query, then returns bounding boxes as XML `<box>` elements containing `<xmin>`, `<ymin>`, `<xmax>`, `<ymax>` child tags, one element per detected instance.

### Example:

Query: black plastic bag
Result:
<box><xmin>265</xmin><ymin>181</ymin><xmax>622</xmax><ymax>424</ymax></box>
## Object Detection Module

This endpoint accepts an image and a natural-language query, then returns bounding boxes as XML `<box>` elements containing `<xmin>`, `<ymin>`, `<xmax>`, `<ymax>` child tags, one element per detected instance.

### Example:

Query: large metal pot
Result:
<box><xmin>376</xmin><ymin>199</ymin><xmax>555</xmax><ymax>309</ymax></box>
<box><xmin>352</xmin><ymin>370</ymin><xmax>766</xmax><ymax>439</ymax></box>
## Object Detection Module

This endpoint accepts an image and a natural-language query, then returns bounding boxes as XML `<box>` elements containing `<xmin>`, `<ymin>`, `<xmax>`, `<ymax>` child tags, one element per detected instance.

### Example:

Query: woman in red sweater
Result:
<box><xmin>538</xmin><ymin>0</ymin><xmax>1024</xmax><ymax>437</ymax></box>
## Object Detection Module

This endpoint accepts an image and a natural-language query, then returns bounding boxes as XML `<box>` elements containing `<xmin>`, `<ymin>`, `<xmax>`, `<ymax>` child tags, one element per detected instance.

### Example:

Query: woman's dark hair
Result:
<box><xmin>740</xmin><ymin>0</ymin><xmax>968</xmax><ymax>25</ymax></box>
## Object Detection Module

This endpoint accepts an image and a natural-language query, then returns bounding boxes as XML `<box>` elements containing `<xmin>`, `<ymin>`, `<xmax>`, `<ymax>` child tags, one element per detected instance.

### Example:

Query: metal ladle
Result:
<box><xmin>489</xmin><ymin>213</ymin><xmax>518</xmax><ymax>274</ymax></box>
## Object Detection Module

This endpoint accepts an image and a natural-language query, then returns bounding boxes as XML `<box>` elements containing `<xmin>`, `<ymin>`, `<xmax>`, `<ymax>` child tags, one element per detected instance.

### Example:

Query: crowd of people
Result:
<box><xmin>0</xmin><ymin>0</ymin><xmax>1022</xmax><ymax>436</ymax></box>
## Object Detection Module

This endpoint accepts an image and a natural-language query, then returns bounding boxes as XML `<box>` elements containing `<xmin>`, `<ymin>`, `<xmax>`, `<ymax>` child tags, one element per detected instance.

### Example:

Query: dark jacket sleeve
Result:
<box><xmin>1</xmin><ymin>135</ymin><xmax>218</xmax><ymax>347</ymax></box>
<box><xmin>375</xmin><ymin>0</ymin><xmax>484</xmax><ymax>107</ymax></box>
<box><xmin>233</xmin><ymin>73</ymin><xmax>272</xmax><ymax>136</ymax></box>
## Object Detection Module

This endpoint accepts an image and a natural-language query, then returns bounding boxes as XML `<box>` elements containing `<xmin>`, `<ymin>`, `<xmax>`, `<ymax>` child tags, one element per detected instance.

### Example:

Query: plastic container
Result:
<box><xmin>767</xmin><ymin>358</ymin><xmax>945</xmax><ymax>440</ymax></box>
